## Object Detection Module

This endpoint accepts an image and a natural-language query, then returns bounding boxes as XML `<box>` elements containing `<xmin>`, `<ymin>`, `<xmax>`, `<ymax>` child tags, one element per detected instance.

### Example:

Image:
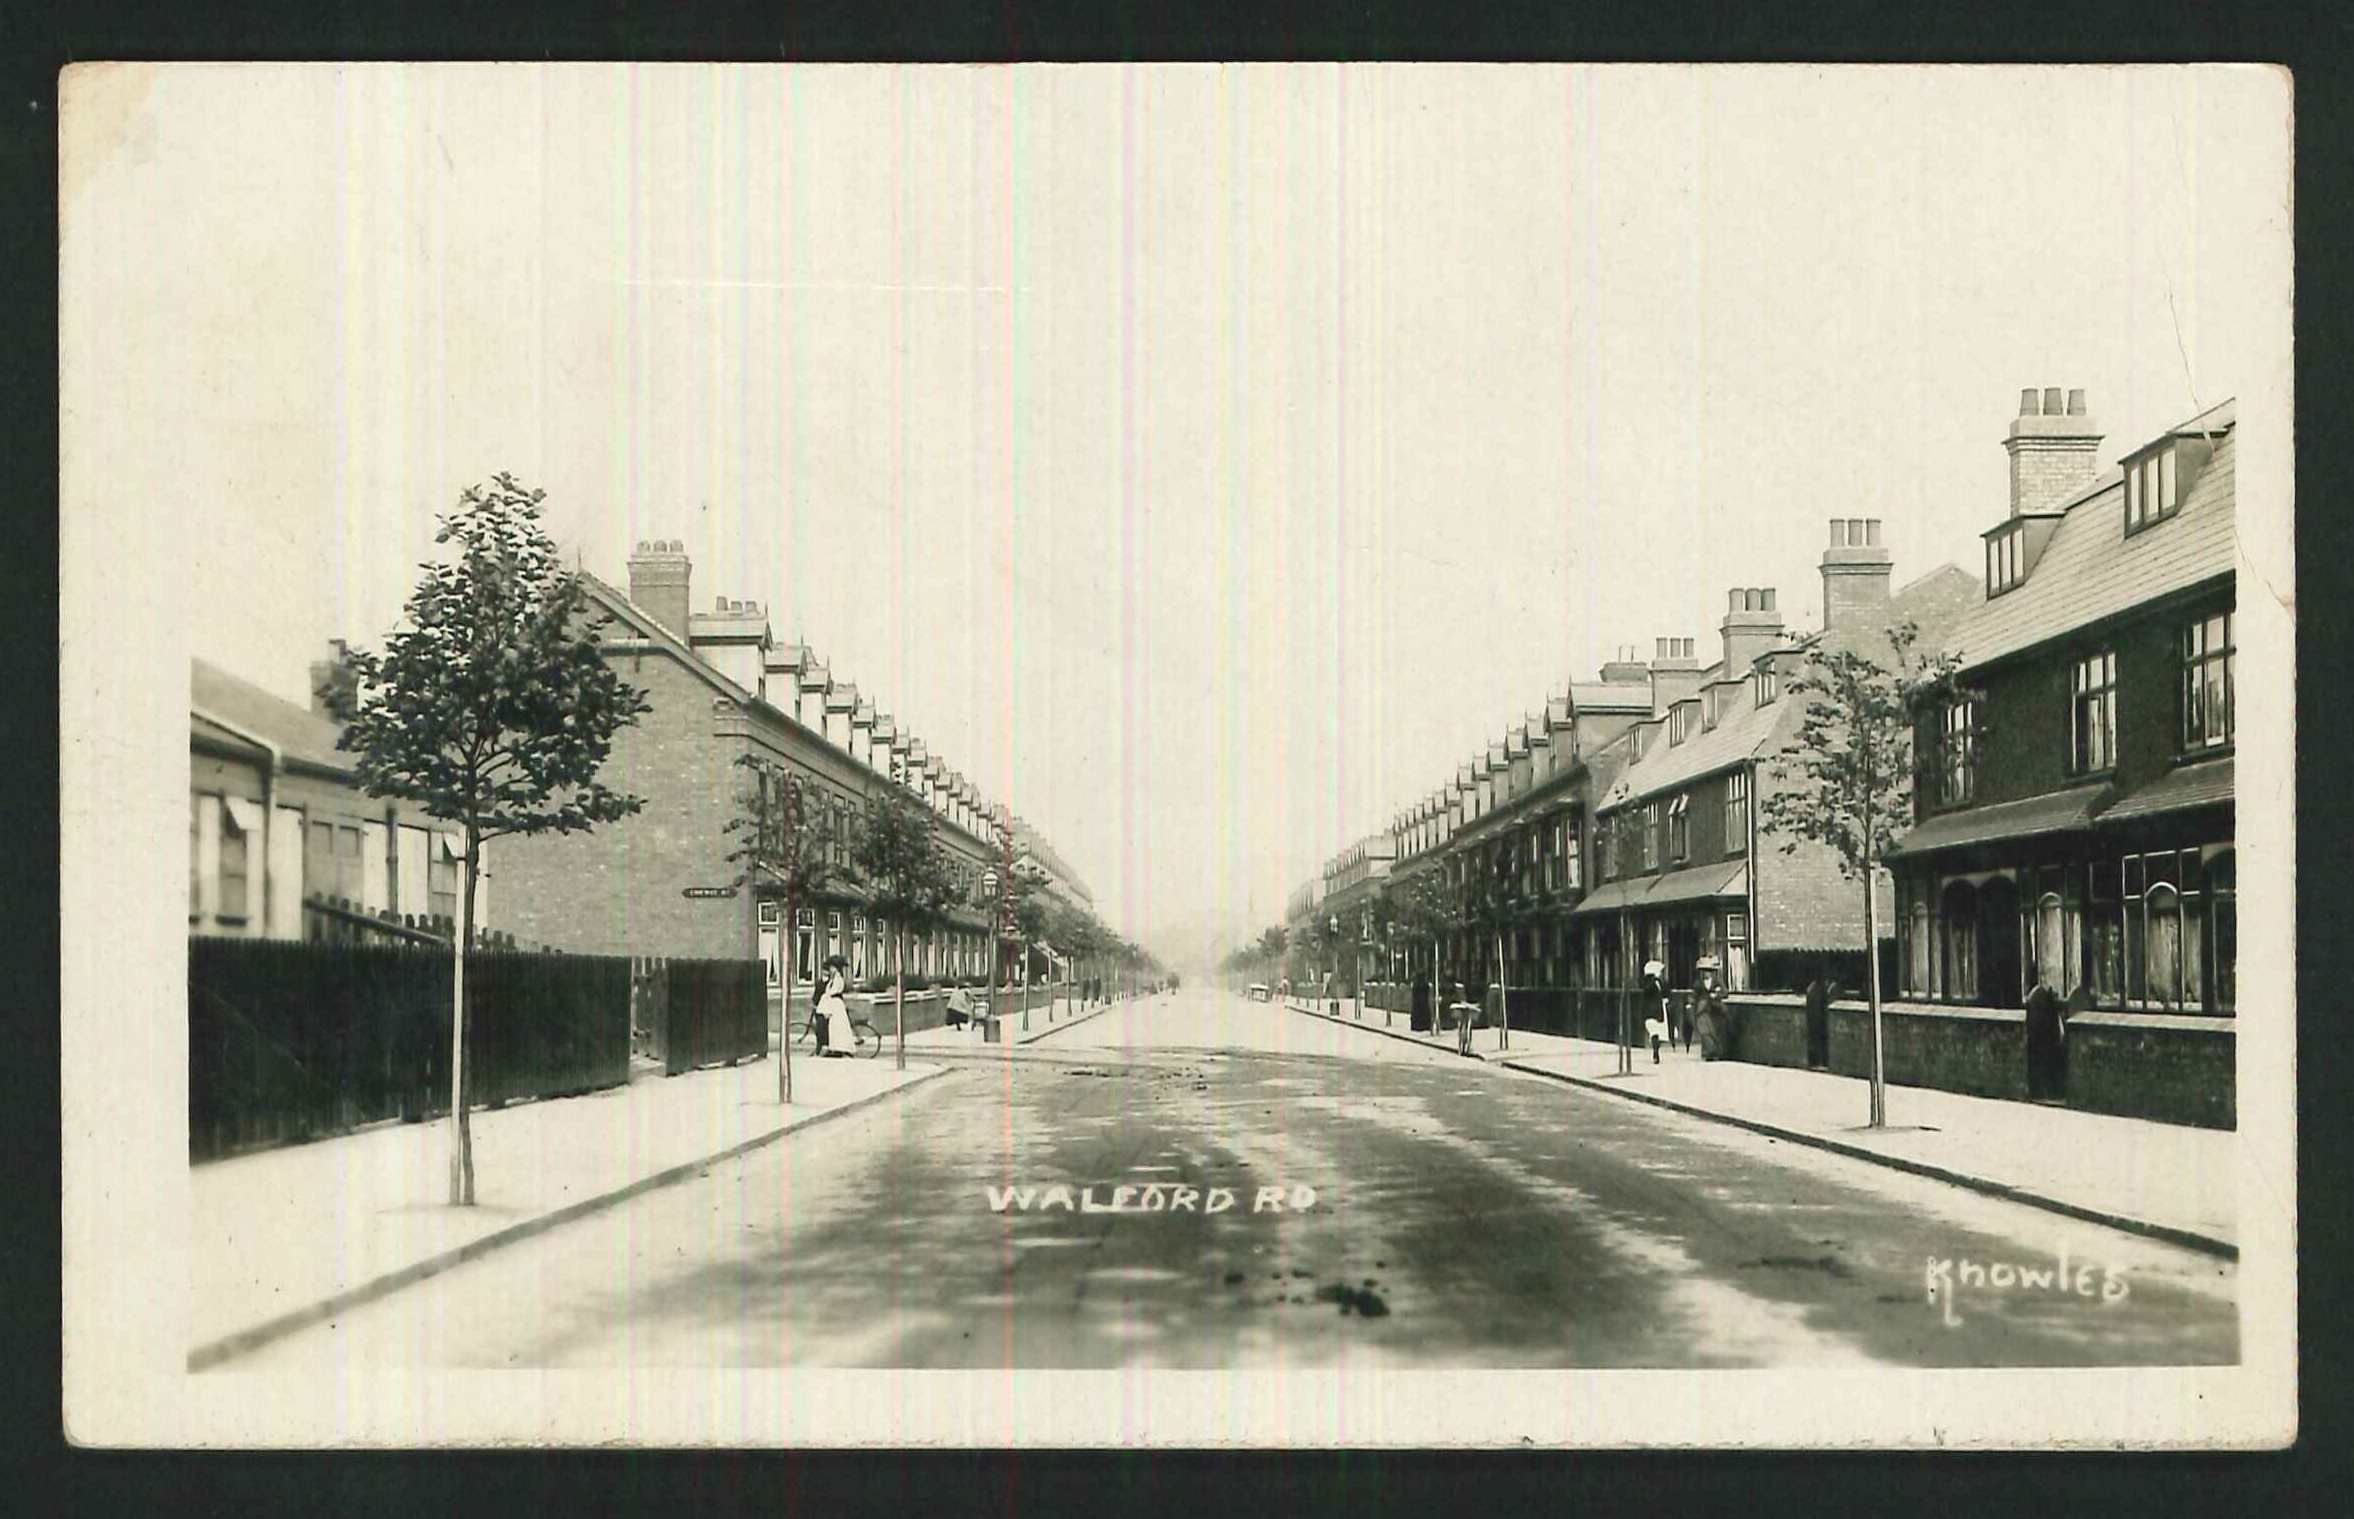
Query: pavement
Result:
<box><xmin>1281</xmin><ymin>995</ymin><xmax>2238</xmax><ymax>1256</ymax></box>
<box><xmin>228</xmin><ymin>989</ymin><xmax>2237</xmax><ymax>1371</ymax></box>
<box><xmin>190</xmin><ymin>994</ymin><xmax>1141</xmax><ymax>1370</ymax></box>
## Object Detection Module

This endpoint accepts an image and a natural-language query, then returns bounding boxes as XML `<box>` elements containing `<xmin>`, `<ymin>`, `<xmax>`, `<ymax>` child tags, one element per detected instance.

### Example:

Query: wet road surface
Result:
<box><xmin>235</xmin><ymin>990</ymin><xmax>2237</xmax><ymax>1369</ymax></box>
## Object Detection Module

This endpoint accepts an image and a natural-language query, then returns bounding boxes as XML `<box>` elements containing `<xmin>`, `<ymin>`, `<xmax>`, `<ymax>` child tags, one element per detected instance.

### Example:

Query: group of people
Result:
<box><xmin>1400</xmin><ymin>959</ymin><xmax>1735</xmax><ymax>1062</ymax></box>
<box><xmin>1639</xmin><ymin>958</ymin><xmax>1731</xmax><ymax>1062</ymax></box>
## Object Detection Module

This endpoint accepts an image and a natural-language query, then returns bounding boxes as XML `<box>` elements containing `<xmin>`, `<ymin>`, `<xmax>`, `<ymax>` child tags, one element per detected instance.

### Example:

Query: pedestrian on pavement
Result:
<box><xmin>1693</xmin><ymin>957</ymin><xmax>1730</xmax><ymax>1061</ymax></box>
<box><xmin>1410</xmin><ymin>973</ymin><xmax>1433</xmax><ymax>1034</ymax></box>
<box><xmin>1451</xmin><ymin>982</ymin><xmax>1479</xmax><ymax>1056</ymax></box>
<box><xmin>944</xmin><ymin>980</ymin><xmax>976</xmax><ymax>1032</ymax></box>
<box><xmin>816</xmin><ymin>955</ymin><xmax>853</xmax><ymax>1057</ymax></box>
<box><xmin>1641</xmin><ymin>959</ymin><xmax>1669</xmax><ymax>1063</ymax></box>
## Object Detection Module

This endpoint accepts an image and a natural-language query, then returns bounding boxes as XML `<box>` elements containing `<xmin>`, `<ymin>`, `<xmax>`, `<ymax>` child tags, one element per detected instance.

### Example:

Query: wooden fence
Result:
<box><xmin>188</xmin><ymin>937</ymin><xmax>632</xmax><ymax>1162</ymax></box>
<box><xmin>630</xmin><ymin>956</ymin><xmax>767</xmax><ymax>1077</ymax></box>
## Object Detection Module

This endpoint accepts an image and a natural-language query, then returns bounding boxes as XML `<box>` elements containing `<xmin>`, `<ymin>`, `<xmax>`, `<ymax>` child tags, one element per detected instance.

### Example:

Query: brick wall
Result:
<box><xmin>1825</xmin><ymin>999</ymin><xmax>2029</xmax><ymax>1100</ymax></box>
<box><xmin>1722</xmin><ymin>993</ymin><xmax>1812</xmax><ymax>1068</ymax></box>
<box><xmin>2065</xmin><ymin>1012</ymin><xmax>2235</xmax><ymax>1129</ymax></box>
<box><xmin>1721</xmin><ymin>993</ymin><xmax>2232</xmax><ymax>1125</ymax></box>
<box><xmin>489</xmin><ymin>653</ymin><xmax>752</xmax><ymax>961</ymax></box>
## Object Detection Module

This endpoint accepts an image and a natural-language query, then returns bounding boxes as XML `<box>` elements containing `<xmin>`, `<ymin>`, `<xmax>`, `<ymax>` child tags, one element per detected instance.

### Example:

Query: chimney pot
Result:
<box><xmin>2043</xmin><ymin>387</ymin><xmax>2064</xmax><ymax>416</ymax></box>
<box><xmin>1865</xmin><ymin>519</ymin><xmax>1882</xmax><ymax>546</ymax></box>
<box><xmin>2067</xmin><ymin>388</ymin><xmax>2087</xmax><ymax>415</ymax></box>
<box><xmin>2020</xmin><ymin>388</ymin><xmax>2041</xmax><ymax>416</ymax></box>
<box><xmin>1763</xmin><ymin>588</ymin><xmax>1777</xmax><ymax>611</ymax></box>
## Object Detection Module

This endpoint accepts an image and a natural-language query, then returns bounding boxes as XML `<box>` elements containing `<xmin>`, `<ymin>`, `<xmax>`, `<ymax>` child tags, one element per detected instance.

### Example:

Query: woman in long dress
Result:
<box><xmin>816</xmin><ymin>955</ymin><xmax>853</xmax><ymax>1057</ymax></box>
<box><xmin>1694</xmin><ymin>956</ymin><xmax>1730</xmax><ymax>1061</ymax></box>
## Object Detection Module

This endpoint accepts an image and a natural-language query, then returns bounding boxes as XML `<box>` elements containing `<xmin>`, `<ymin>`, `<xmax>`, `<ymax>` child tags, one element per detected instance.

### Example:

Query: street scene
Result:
<box><xmin>55</xmin><ymin>60</ymin><xmax>2292</xmax><ymax>1448</ymax></box>
<box><xmin>217</xmin><ymin>988</ymin><xmax>2234</xmax><ymax>1371</ymax></box>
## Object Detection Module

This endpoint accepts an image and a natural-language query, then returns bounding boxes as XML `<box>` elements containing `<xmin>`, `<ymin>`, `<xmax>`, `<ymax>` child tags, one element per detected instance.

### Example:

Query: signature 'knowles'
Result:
<box><xmin>1924</xmin><ymin>1245</ymin><xmax>2130</xmax><ymax>1327</ymax></box>
<box><xmin>987</xmin><ymin>1183</ymin><xmax>1317</xmax><ymax>1214</ymax></box>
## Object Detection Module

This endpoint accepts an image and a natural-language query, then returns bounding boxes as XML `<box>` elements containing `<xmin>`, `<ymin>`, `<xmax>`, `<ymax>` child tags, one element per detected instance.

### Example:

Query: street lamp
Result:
<box><xmin>982</xmin><ymin>868</ymin><xmax>1002</xmax><ymax>1035</ymax></box>
<box><xmin>1328</xmin><ymin>914</ymin><xmax>1341</xmax><ymax>1016</ymax></box>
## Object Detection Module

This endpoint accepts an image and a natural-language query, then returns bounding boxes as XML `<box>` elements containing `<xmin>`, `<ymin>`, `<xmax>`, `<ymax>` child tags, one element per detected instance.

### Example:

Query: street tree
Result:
<box><xmin>852</xmin><ymin>785</ymin><xmax>959</xmax><ymax>1070</ymax></box>
<box><xmin>1384</xmin><ymin>865</ymin><xmax>1455</xmax><ymax>1013</ymax></box>
<box><xmin>1759</xmin><ymin>620</ymin><xmax>1974</xmax><ymax>1128</ymax></box>
<box><xmin>724</xmin><ymin>755</ymin><xmax>833</xmax><ymax>1103</ymax></box>
<box><xmin>330</xmin><ymin>474</ymin><xmax>648</xmax><ymax>1204</ymax></box>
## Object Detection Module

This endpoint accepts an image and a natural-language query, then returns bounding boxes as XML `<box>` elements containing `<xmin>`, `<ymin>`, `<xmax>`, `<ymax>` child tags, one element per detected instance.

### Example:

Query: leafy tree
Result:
<box><xmin>1009</xmin><ymin>871</ymin><xmax>1053</xmax><ymax>987</ymax></box>
<box><xmin>852</xmin><ymin>785</ymin><xmax>958</xmax><ymax>1069</ymax></box>
<box><xmin>1385</xmin><ymin>868</ymin><xmax>1456</xmax><ymax>1008</ymax></box>
<box><xmin>331</xmin><ymin>475</ymin><xmax>648</xmax><ymax>1204</ymax></box>
<box><xmin>725</xmin><ymin>755</ymin><xmax>834</xmax><ymax>1103</ymax></box>
<box><xmin>1760</xmin><ymin>621</ymin><xmax>1974</xmax><ymax>1128</ymax></box>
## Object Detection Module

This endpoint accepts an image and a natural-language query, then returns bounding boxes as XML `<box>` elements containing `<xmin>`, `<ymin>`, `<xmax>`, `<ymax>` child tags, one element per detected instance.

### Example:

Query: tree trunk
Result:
<box><xmin>448</xmin><ymin>825</ymin><xmax>478</xmax><ymax>1206</ymax></box>
<box><xmin>1495</xmin><ymin>928</ymin><xmax>1512</xmax><ymax>1052</ymax></box>
<box><xmin>893</xmin><ymin>924</ymin><xmax>907</xmax><ymax>1071</ymax></box>
<box><xmin>779</xmin><ymin>888</ymin><xmax>795</xmax><ymax>1105</ymax></box>
<box><xmin>1865</xmin><ymin>840</ymin><xmax>1886</xmax><ymax>1129</ymax></box>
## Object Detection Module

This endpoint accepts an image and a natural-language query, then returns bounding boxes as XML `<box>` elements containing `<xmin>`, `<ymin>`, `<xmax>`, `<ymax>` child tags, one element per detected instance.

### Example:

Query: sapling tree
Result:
<box><xmin>724</xmin><ymin>755</ymin><xmax>834</xmax><ymax>1103</ymax></box>
<box><xmin>331</xmin><ymin>475</ymin><xmax>648</xmax><ymax>1203</ymax></box>
<box><xmin>853</xmin><ymin>785</ymin><xmax>958</xmax><ymax>1070</ymax></box>
<box><xmin>1759</xmin><ymin>621</ymin><xmax>1974</xmax><ymax>1128</ymax></box>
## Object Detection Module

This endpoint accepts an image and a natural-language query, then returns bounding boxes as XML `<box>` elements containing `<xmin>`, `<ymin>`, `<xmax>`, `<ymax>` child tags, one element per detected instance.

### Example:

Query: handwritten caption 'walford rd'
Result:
<box><xmin>1924</xmin><ymin>1245</ymin><xmax>2130</xmax><ymax>1327</ymax></box>
<box><xmin>987</xmin><ymin>1183</ymin><xmax>1317</xmax><ymax>1215</ymax></box>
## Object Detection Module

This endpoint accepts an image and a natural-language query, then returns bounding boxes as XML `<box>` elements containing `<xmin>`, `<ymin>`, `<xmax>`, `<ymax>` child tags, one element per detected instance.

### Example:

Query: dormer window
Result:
<box><xmin>1986</xmin><ymin>521</ymin><xmax>2027</xmax><ymax>596</ymax></box>
<box><xmin>1755</xmin><ymin>666</ymin><xmax>1779</xmax><ymax>706</ymax></box>
<box><xmin>1669</xmin><ymin>706</ymin><xmax>1693</xmax><ymax>745</ymax></box>
<box><xmin>2124</xmin><ymin>443</ymin><xmax>2180</xmax><ymax>534</ymax></box>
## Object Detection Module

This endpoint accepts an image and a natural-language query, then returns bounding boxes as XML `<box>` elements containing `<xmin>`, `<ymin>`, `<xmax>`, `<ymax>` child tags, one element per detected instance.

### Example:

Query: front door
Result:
<box><xmin>1978</xmin><ymin>876</ymin><xmax>2023</xmax><ymax>1010</ymax></box>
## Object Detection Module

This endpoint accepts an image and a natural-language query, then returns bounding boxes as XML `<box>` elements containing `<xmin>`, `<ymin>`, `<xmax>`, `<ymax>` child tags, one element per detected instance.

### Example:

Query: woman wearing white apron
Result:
<box><xmin>816</xmin><ymin>955</ymin><xmax>853</xmax><ymax>1057</ymax></box>
<box><xmin>1640</xmin><ymin>959</ymin><xmax>1671</xmax><ymax>1063</ymax></box>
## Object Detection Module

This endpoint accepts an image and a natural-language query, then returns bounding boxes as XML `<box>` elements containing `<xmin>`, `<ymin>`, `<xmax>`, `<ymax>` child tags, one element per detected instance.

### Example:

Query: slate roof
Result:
<box><xmin>1948</xmin><ymin>402</ymin><xmax>2235</xmax><ymax>673</ymax></box>
<box><xmin>1595</xmin><ymin>565</ymin><xmax>1979</xmax><ymax>812</ymax></box>
<box><xmin>1569</xmin><ymin>681</ymin><xmax>1652</xmax><ymax>713</ymax></box>
<box><xmin>1886</xmin><ymin>781</ymin><xmax>2111</xmax><ymax>857</ymax></box>
<box><xmin>190</xmin><ymin>658</ymin><xmax>354</xmax><ymax>775</ymax></box>
<box><xmin>2100</xmin><ymin>756</ymin><xmax>2234</xmax><ymax>824</ymax></box>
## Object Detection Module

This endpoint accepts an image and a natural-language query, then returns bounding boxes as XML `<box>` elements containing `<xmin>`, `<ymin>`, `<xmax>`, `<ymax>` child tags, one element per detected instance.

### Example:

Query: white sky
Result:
<box><xmin>67</xmin><ymin>63</ymin><xmax>2289</xmax><ymax>972</ymax></box>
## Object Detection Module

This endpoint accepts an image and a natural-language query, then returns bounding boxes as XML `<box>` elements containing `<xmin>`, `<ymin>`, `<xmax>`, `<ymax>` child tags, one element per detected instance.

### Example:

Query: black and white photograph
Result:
<box><xmin>59</xmin><ymin>61</ymin><xmax>2294</xmax><ymax>1447</ymax></box>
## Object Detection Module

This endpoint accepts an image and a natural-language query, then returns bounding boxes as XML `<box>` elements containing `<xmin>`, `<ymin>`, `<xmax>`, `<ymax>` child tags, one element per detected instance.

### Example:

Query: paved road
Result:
<box><xmin>240</xmin><ymin>990</ymin><xmax>2237</xmax><ymax>1370</ymax></box>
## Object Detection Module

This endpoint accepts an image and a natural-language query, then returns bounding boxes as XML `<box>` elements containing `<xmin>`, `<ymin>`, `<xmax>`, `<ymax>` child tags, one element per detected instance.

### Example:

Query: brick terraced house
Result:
<box><xmin>190</xmin><ymin>656</ymin><xmax>477</xmax><ymax>943</ymax></box>
<box><xmin>1888</xmin><ymin>391</ymin><xmax>2236</xmax><ymax>1124</ymax></box>
<box><xmin>486</xmin><ymin>540</ymin><xmax>1038</xmax><ymax>1001</ymax></box>
<box><xmin>1579</xmin><ymin>534</ymin><xmax>1978</xmax><ymax>999</ymax></box>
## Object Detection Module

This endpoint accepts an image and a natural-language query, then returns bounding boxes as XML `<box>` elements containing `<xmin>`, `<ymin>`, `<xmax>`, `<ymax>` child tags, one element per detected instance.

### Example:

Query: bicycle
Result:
<box><xmin>794</xmin><ymin>1010</ymin><xmax>883</xmax><ymax>1058</ymax></box>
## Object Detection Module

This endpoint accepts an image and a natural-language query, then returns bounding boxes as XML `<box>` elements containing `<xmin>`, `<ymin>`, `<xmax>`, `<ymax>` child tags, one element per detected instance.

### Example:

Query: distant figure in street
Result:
<box><xmin>816</xmin><ymin>955</ymin><xmax>853</xmax><ymax>1057</ymax></box>
<box><xmin>1410</xmin><ymin>973</ymin><xmax>1433</xmax><ymax>1034</ymax></box>
<box><xmin>1694</xmin><ymin>957</ymin><xmax>1730</xmax><ymax>1061</ymax></box>
<box><xmin>1451</xmin><ymin>982</ymin><xmax>1479</xmax><ymax>1056</ymax></box>
<box><xmin>1641</xmin><ymin>959</ymin><xmax>1669</xmax><ymax>1063</ymax></box>
<box><xmin>944</xmin><ymin>981</ymin><xmax>976</xmax><ymax>1031</ymax></box>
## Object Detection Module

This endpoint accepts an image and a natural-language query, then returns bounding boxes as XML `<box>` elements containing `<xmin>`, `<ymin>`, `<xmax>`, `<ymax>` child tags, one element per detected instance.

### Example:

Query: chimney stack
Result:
<box><xmin>1598</xmin><ymin>642</ymin><xmax>1650</xmax><ymax>686</ymax></box>
<box><xmin>1649</xmin><ymin>636</ymin><xmax>1705</xmax><ymax>716</ymax></box>
<box><xmin>627</xmin><ymin>539</ymin><xmax>691</xmax><ymax>640</ymax></box>
<box><xmin>309</xmin><ymin>638</ymin><xmax>356</xmax><ymax>718</ymax></box>
<box><xmin>1820</xmin><ymin>519</ymin><xmax>1893</xmax><ymax>638</ymax></box>
<box><xmin>2003</xmin><ymin>385</ymin><xmax>2103</xmax><ymax>518</ymax></box>
<box><xmin>1720</xmin><ymin>587</ymin><xmax>1785</xmax><ymax>675</ymax></box>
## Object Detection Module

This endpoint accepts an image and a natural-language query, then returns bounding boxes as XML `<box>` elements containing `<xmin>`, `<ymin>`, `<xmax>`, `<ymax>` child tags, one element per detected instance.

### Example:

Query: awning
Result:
<box><xmin>1887</xmin><ymin>782</ymin><xmax>2111</xmax><ymax>859</ymax></box>
<box><xmin>1572</xmin><ymin>878</ymin><xmax>1653</xmax><ymax>916</ymax></box>
<box><xmin>1641</xmin><ymin>859</ymin><xmax>1748</xmax><ymax>908</ymax></box>
<box><xmin>1570</xmin><ymin>860</ymin><xmax>1748</xmax><ymax>917</ymax></box>
<box><xmin>221</xmin><ymin>796</ymin><xmax>264</xmax><ymax>834</ymax></box>
<box><xmin>2100</xmin><ymin>756</ymin><xmax>2233</xmax><ymax>825</ymax></box>
<box><xmin>438</xmin><ymin>834</ymin><xmax>465</xmax><ymax>859</ymax></box>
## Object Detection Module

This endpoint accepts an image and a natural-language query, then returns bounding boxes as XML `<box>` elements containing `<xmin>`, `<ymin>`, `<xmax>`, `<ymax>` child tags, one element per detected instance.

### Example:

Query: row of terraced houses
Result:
<box><xmin>1288</xmin><ymin>388</ymin><xmax>2238</xmax><ymax>1127</ymax></box>
<box><xmin>189</xmin><ymin>537</ymin><xmax>1095</xmax><ymax>1003</ymax></box>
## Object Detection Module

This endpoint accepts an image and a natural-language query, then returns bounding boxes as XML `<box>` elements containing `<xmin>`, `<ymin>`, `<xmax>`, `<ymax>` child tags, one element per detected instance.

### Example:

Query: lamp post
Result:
<box><xmin>983</xmin><ymin>868</ymin><xmax>1002</xmax><ymax>1036</ymax></box>
<box><xmin>1327</xmin><ymin>914</ymin><xmax>1341</xmax><ymax>1016</ymax></box>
